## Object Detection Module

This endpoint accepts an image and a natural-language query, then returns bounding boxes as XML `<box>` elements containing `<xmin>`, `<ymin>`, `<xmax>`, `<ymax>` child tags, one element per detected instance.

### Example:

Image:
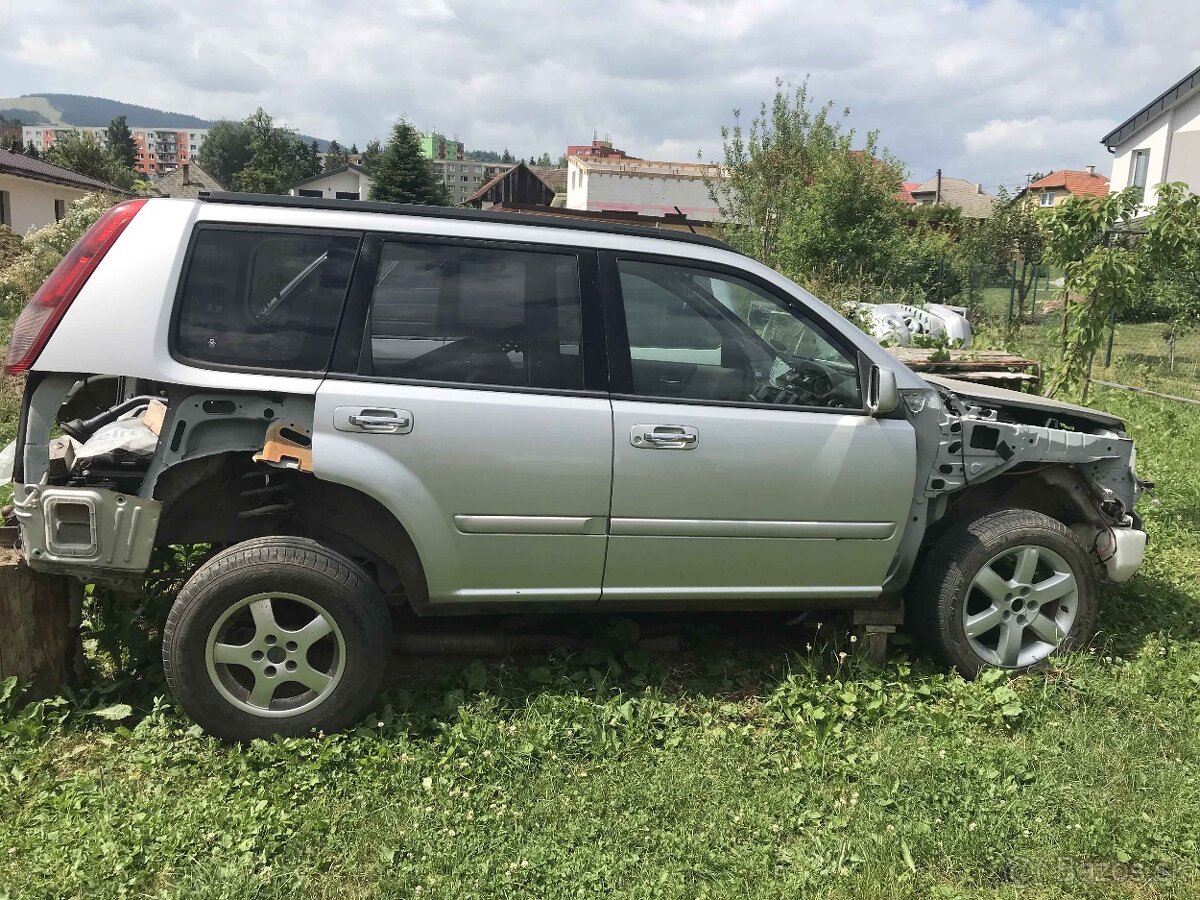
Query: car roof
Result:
<box><xmin>199</xmin><ymin>192</ymin><xmax>735</xmax><ymax>252</ymax></box>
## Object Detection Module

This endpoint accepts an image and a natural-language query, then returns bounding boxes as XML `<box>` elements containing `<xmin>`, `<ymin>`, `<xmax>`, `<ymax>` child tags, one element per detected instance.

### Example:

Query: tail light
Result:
<box><xmin>4</xmin><ymin>199</ymin><xmax>147</xmax><ymax>375</ymax></box>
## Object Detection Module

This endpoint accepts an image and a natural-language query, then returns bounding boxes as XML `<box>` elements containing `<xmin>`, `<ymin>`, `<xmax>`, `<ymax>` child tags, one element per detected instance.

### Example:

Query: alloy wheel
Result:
<box><xmin>962</xmin><ymin>544</ymin><xmax>1079</xmax><ymax>668</ymax></box>
<box><xmin>204</xmin><ymin>592</ymin><xmax>346</xmax><ymax>718</ymax></box>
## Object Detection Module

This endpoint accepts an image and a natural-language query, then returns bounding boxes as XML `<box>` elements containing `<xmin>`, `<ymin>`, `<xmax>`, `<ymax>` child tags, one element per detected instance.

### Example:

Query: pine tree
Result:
<box><xmin>25</xmin><ymin>141</ymin><xmax>39</xmax><ymax>158</ymax></box>
<box><xmin>106</xmin><ymin>115</ymin><xmax>137</xmax><ymax>169</ymax></box>
<box><xmin>368</xmin><ymin>120</ymin><xmax>449</xmax><ymax>205</ymax></box>
<box><xmin>324</xmin><ymin>139</ymin><xmax>349</xmax><ymax>171</ymax></box>
<box><xmin>360</xmin><ymin>139</ymin><xmax>383</xmax><ymax>173</ymax></box>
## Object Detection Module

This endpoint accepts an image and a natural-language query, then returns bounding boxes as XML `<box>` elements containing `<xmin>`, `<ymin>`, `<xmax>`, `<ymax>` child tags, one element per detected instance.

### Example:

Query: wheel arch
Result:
<box><xmin>154</xmin><ymin>455</ymin><xmax>428</xmax><ymax>609</ymax></box>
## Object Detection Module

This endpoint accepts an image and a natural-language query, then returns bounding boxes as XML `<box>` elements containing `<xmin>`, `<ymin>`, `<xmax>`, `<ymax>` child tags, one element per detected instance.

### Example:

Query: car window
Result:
<box><xmin>366</xmin><ymin>241</ymin><xmax>583</xmax><ymax>390</ymax></box>
<box><xmin>617</xmin><ymin>258</ymin><xmax>861</xmax><ymax>409</ymax></box>
<box><xmin>175</xmin><ymin>229</ymin><xmax>360</xmax><ymax>371</ymax></box>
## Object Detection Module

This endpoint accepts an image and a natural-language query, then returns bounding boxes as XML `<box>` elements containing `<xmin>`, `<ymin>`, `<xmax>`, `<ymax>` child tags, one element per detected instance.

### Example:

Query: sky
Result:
<box><xmin>2</xmin><ymin>0</ymin><xmax>1199</xmax><ymax>193</ymax></box>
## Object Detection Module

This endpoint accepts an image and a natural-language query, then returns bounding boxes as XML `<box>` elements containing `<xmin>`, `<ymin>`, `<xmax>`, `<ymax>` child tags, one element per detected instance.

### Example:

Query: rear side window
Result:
<box><xmin>175</xmin><ymin>228</ymin><xmax>361</xmax><ymax>371</ymax></box>
<box><xmin>365</xmin><ymin>241</ymin><xmax>583</xmax><ymax>390</ymax></box>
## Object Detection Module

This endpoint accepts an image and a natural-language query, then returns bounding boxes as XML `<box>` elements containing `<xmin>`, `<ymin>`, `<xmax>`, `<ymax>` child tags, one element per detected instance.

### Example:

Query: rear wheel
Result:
<box><xmin>911</xmin><ymin>509</ymin><xmax>1098</xmax><ymax>677</ymax></box>
<box><xmin>163</xmin><ymin>536</ymin><xmax>390</xmax><ymax>740</ymax></box>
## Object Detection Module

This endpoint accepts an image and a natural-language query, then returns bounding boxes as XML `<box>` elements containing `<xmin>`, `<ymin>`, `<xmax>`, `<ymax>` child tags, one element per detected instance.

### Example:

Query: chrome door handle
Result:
<box><xmin>350</xmin><ymin>414</ymin><xmax>410</xmax><ymax>431</ymax></box>
<box><xmin>631</xmin><ymin>425</ymin><xmax>699</xmax><ymax>450</ymax></box>
<box><xmin>334</xmin><ymin>407</ymin><xmax>414</xmax><ymax>434</ymax></box>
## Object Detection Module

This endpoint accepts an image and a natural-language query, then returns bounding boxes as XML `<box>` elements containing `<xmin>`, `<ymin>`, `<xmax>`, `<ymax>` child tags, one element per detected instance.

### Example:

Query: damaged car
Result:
<box><xmin>4</xmin><ymin>194</ymin><xmax>1147</xmax><ymax>739</ymax></box>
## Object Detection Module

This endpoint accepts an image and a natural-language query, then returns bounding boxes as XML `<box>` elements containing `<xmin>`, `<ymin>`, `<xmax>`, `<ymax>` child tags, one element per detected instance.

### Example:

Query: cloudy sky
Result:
<box><xmin>3</xmin><ymin>0</ymin><xmax>1199</xmax><ymax>192</ymax></box>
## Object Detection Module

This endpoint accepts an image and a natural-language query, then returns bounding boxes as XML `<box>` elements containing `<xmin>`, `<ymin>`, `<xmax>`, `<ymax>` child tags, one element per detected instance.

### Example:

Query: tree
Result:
<box><xmin>1041</xmin><ymin>186</ymin><xmax>1147</xmax><ymax>396</ymax></box>
<box><xmin>534</xmin><ymin>152</ymin><xmax>553</xmax><ymax>168</ymax></box>
<box><xmin>235</xmin><ymin>109</ymin><xmax>315</xmax><ymax>194</ymax></box>
<box><xmin>360</xmin><ymin>139</ymin><xmax>383</xmax><ymax>173</ymax></box>
<box><xmin>25</xmin><ymin>141</ymin><xmax>40</xmax><ymax>158</ymax></box>
<box><xmin>501</xmin><ymin>148</ymin><xmax>515</xmax><ymax>164</ymax></box>
<box><xmin>196</xmin><ymin>119</ymin><xmax>254</xmax><ymax>190</ymax></box>
<box><xmin>709</xmin><ymin>78</ymin><xmax>906</xmax><ymax>289</ymax></box>
<box><xmin>44</xmin><ymin>131</ymin><xmax>135</xmax><ymax>189</ymax></box>
<box><xmin>368</xmin><ymin>119</ymin><xmax>449</xmax><ymax>205</ymax></box>
<box><xmin>105</xmin><ymin>115</ymin><xmax>137</xmax><ymax>169</ymax></box>
<box><xmin>986</xmin><ymin>188</ymin><xmax>1047</xmax><ymax>321</ymax></box>
<box><xmin>324</xmin><ymin>139</ymin><xmax>350</xmax><ymax>172</ymax></box>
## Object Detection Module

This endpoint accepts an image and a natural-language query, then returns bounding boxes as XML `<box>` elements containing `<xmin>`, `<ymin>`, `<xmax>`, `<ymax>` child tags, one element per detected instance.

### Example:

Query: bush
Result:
<box><xmin>0</xmin><ymin>193</ymin><xmax>120</xmax><ymax>328</ymax></box>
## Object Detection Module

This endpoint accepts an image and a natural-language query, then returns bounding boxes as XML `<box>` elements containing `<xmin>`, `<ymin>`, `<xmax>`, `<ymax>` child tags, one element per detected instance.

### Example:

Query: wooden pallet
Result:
<box><xmin>886</xmin><ymin>347</ymin><xmax>1041</xmax><ymax>388</ymax></box>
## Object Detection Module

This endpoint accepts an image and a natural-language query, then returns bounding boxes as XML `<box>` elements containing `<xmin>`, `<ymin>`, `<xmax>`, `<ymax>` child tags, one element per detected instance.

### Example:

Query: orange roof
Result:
<box><xmin>1026</xmin><ymin>169</ymin><xmax>1109</xmax><ymax>198</ymax></box>
<box><xmin>898</xmin><ymin>181</ymin><xmax>920</xmax><ymax>204</ymax></box>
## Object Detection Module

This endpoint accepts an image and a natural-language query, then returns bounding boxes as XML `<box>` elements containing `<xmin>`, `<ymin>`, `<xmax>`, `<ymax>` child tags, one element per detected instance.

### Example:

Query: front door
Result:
<box><xmin>314</xmin><ymin>237</ymin><xmax>612</xmax><ymax>607</ymax></box>
<box><xmin>601</xmin><ymin>255</ymin><xmax>916</xmax><ymax>603</ymax></box>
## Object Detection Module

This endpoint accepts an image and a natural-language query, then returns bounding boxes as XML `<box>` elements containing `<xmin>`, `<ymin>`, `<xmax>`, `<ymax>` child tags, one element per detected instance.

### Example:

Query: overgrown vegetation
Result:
<box><xmin>707</xmin><ymin>80</ymin><xmax>1024</xmax><ymax>321</ymax></box>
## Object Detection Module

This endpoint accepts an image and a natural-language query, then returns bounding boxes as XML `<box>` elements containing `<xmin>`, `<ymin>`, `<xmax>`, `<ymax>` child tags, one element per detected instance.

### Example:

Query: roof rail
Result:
<box><xmin>198</xmin><ymin>192</ymin><xmax>734</xmax><ymax>251</ymax></box>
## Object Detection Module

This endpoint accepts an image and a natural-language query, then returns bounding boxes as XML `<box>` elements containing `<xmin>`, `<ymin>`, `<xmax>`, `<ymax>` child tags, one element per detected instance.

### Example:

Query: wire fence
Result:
<box><xmin>970</xmin><ymin>263</ymin><xmax>1200</xmax><ymax>404</ymax></box>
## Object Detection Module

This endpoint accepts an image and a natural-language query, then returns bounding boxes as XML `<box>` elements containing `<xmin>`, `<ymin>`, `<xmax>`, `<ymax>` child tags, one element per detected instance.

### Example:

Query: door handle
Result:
<box><xmin>334</xmin><ymin>407</ymin><xmax>414</xmax><ymax>434</ymax></box>
<box><xmin>631</xmin><ymin>425</ymin><xmax>698</xmax><ymax>450</ymax></box>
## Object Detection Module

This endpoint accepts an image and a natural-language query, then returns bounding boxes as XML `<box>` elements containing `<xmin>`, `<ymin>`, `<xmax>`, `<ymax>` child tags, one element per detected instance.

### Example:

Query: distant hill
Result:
<box><xmin>0</xmin><ymin>94</ymin><xmax>214</xmax><ymax>129</ymax></box>
<box><xmin>0</xmin><ymin>94</ymin><xmax>329</xmax><ymax>148</ymax></box>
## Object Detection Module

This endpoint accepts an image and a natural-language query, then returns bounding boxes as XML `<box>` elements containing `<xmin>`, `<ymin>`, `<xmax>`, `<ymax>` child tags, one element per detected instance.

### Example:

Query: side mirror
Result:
<box><xmin>867</xmin><ymin>365</ymin><xmax>899</xmax><ymax>415</ymax></box>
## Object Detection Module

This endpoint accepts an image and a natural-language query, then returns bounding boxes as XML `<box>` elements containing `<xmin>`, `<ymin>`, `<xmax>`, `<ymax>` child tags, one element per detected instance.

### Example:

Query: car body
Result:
<box><xmin>5</xmin><ymin>195</ymin><xmax>1148</xmax><ymax>738</ymax></box>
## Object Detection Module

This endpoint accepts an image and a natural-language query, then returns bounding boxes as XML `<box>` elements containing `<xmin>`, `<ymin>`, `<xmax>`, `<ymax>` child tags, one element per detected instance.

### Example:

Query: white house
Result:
<box><xmin>1103</xmin><ymin>64</ymin><xmax>1200</xmax><ymax>207</ymax></box>
<box><xmin>289</xmin><ymin>163</ymin><xmax>373</xmax><ymax>200</ymax></box>
<box><xmin>0</xmin><ymin>149</ymin><xmax>126</xmax><ymax>235</ymax></box>
<box><xmin>566</xmin><ymin>156</ymin><xmax>724</xmax><ymax>222</ymax></box>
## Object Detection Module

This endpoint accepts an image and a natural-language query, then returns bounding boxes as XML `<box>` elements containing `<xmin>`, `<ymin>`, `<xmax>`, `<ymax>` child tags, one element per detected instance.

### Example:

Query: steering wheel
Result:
<box><xmin>760</xmin><ymin>359</ymin><xmax>837</xmax><ymax>407</ymax></box>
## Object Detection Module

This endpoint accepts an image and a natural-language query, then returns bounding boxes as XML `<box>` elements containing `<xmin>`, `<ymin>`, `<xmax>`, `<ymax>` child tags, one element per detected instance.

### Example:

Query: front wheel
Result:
<box><xmin>911</xmin><ymin>509</ymin><xmax>1098</xmax><ymax>677</ymax></box>
<box><xmin>163</xmin><ymin>536</ymin><xmax>390</xmax><ymax>740</ymax></box>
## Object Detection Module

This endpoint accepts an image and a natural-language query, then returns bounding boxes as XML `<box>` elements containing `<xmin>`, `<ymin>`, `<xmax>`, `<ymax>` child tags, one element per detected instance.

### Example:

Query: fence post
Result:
<box><xmin>1007</xmin><ymin>260</ymin><xmax>1017</xmax><ymax>325</ymax></box>
<box><xmin>1103</xmin><ymin>310</ymin><xmax>1116</xmax><ymax>368</ymax></box>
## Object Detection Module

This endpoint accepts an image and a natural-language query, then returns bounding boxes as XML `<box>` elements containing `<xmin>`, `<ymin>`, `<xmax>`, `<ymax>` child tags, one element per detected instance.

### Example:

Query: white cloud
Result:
<box><xmin>2</xmin><ymin>0</ymin><xmax>1199</xmax><ymax>188</ymax></box>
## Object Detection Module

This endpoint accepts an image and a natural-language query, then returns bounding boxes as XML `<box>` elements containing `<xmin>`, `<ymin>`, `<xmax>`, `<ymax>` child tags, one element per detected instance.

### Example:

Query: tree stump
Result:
<box><xmin>0</xmin><ymin>540</ymin><xmax>82</xmax><ymax>699</ymax></box>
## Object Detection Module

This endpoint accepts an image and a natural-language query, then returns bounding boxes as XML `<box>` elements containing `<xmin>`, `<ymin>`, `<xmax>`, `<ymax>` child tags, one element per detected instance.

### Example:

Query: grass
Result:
<box><xmin>1</xmin><ymin>351</ymin><xmax>1199</xmax><ymax>898</ymax></box>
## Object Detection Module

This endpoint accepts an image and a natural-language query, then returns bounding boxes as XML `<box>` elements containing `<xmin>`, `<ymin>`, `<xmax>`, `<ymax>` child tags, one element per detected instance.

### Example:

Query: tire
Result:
<box><xmin>910</xmin><ymin>509</ymin><xmax>1098</xmax><ymax>678</ymax></box>
<box><xmin>163</xmin><ymin>536</ymin><xmax>390</xmax><ymax>740</ymax></box>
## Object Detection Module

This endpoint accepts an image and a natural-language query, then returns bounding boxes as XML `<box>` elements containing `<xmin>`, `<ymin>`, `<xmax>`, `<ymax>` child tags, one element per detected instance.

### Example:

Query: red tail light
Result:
<box><xmin>4</xmin><ymin>199</ymin><xmax>147</xmax><ymax>376</ymax></box>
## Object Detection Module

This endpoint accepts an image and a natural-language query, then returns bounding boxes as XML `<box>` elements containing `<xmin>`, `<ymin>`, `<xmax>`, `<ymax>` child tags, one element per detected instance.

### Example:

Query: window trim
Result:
<box><xmin>598</xmin><ymin>250</ymin><xmax>871</xmax><ymax>416</ymax></box>
<box><xmin>168</xmin><ymin>223</ymin><xmax>367</xmax><ymax>377</ymax></box>
<box><xmin>328</xmin><ymin>233</ymin><xmax>610</xmax><ymax>396</ymax></box>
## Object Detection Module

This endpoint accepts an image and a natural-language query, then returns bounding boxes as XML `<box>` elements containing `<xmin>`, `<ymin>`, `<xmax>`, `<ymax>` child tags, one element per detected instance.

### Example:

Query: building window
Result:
<box><xmin>54</xmin><ymin>199</ymin><xmax>66</xmax><ymax>221</ymax></box>
<box><xmin>1130</xmin><ymin>149</ymin><xmax>1151</xmax><ymax>193</ymax></box>
<box><xmin>334</xmin><ymin>191</ymin><xmax>360</xmax><ymax>200</ymax></box>
<box><xmin>0</xmin><ymin>190</ymin><xmax>10</xmax><ymax>227</ymax></box>
<box><xmin>1039</xmin><ymin>191</ymin><xmax>1054</xmax><ymax>207</ymax></box>
<box><xmin>298</xmin><ymin>189</ymin><xmax>323</xmax><ymax>197</ymax></box>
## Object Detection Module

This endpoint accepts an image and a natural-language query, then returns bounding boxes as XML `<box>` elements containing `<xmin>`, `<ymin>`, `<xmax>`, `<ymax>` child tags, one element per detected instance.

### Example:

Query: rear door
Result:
<box><xmin>600</xmin><ymin>254</ymin><xmax>917</xmax><ymax>604</ymax></box>
<box><xmin>313</xmin><ymin>235</ymin><xmax>612</xmax><ymax>608</ymax></box>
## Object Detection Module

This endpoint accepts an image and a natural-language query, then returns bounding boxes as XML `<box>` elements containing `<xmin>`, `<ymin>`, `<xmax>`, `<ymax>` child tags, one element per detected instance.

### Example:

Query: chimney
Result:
<box><xmin>1086</xmin><ymin>164</ymin><xmax>1095</xmax><ymax>175</ymax></box>
<box><xmin>181</xmin><ymin>162</ymin><xmax>190</xmax><ymax>183</ymax></box>
<box><xmin>976</xmin><ymin>183</ymin><xmax>983</xmax><ymax>194</ymax></box>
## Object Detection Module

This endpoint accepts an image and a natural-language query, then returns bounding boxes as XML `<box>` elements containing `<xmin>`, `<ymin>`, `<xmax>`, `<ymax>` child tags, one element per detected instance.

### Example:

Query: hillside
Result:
<box><xmin>0</xmin><ymin>94</ymin><xmax>213</xmax><ymax>129</ymax></box>
<box><xmin>0</xmin><ymin>94</ymin><xmax>329</xmax><ymax>147</ymax></box>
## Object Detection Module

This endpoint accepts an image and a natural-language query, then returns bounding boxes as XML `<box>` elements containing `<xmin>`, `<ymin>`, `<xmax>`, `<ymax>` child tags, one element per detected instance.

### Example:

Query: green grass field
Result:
<box><xmin>1</xmin><ymin>353</ymin><xmax>1199</xmax><ymax>898</ymax></box>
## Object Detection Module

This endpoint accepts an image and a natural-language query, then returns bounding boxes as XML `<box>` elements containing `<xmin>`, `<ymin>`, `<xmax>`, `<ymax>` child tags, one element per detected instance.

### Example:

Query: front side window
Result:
<box><xmin>616</xmin><ymin>258</ymin><xmax>861</xmax><ymax>409</ymax></box>
<box><xmin>175</xmin><ymin>229</ymin><xmax>360</xmax><ymax>370</ymax></box>
<box><xmin>365</xmin><ymin>242</ymin><xmax>583</xmax><ymax>390</ymax></box>
<box><xmin>1040</xmin><ymin>191</ymin><xmax>1054</xmax><ymax>207</ymax></box>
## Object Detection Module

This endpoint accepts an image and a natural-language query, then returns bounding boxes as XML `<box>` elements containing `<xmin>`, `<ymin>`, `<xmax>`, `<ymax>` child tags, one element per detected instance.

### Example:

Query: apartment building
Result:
<box><xmin>566</xmin><ymin>155</ymin><xmax>724</xmax><ymax>221</ymax></box>
<box><xmin>432</xmin><ymin>158</ymin><xmax>514</xmax><ymax>205</ymax></box>
<box><xmin>420</xmin><ymin>132</ymin><xmax>465</xmax><ymax>161</ymax></box>
<box><xmin>22</xmin><ymin>125</ymin><xmax>210</xmax><ymax>176</ymax></box>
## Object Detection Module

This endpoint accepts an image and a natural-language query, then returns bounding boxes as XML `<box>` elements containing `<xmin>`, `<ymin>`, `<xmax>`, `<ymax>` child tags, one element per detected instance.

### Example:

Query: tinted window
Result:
<box><xmin>176</xmin><ymin>229</ymin><xmax>360</xmax><ymax>371</ymax></box>
<box><xmin>366</xmin><ymin>242</ymin><xmax>583</xmax><ymax>390</ymax></box>
<box><xmin>618</xmin><ymin>259</ymin><xmax>861</xmax><ymax>409</ymax></box>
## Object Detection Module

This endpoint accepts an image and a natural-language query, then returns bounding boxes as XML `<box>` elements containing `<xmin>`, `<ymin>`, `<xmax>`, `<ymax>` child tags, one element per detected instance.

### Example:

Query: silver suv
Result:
<box><xmin>6</xmin><ymin>194</ymin><xmax>1147</xmax><ymax>739</ymax></box>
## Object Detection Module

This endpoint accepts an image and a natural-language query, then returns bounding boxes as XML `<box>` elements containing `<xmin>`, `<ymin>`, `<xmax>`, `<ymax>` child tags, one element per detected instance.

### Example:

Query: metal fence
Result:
<box><xmin>973</xmin><ymin>263</ymin><xmax>1200</xmax><ymax>404</ymax></box>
